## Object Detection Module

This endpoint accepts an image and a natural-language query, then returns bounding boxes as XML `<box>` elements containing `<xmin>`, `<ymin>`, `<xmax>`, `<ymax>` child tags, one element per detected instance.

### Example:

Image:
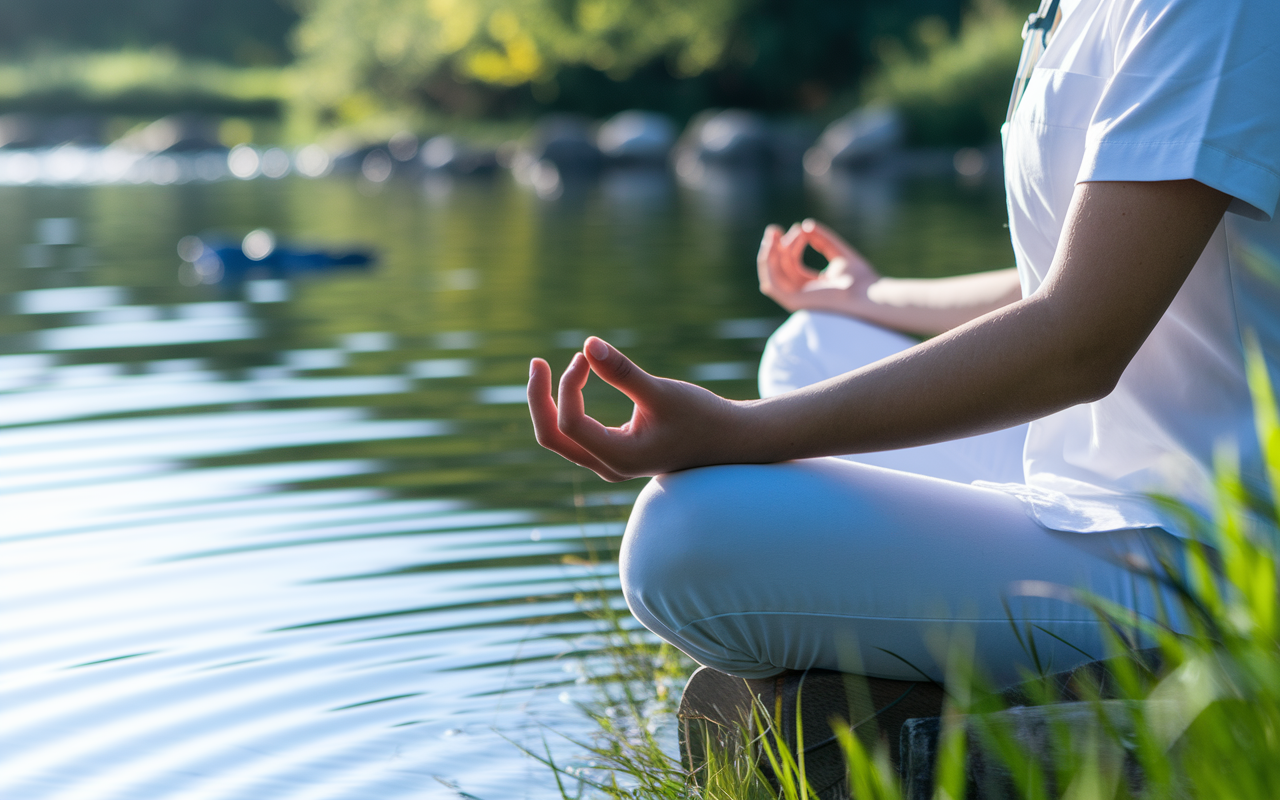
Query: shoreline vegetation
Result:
<box><xmin>535</xmin><ymin>341</ymin><xmax>1280</xmax><ymax>799</ymax></box>
<box><xmin>0</xmin><ymin>0</ymin><xmax>1026</xmax><ymax>155</ymax></box>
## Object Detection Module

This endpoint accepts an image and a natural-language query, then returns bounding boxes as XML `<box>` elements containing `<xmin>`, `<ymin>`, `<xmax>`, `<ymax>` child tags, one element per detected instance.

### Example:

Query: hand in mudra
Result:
<box><xmin>758</xmin><ymin>219</ymin><xmax>881</xmax><ymax>316</ymax></box>
<box><xmin>529</xmin><ymin>218</ymin><xmax>884</xmax><ymax>481</ymax></box>
<box><xmin>527</xmin><ymin>337</ymin><xmax>743</xmax><ymax>482</ymax></box>
<box><xmin>528</xmin><ymin>181</ymin><xmax>1234</xmax><ymax>480</ymax></box>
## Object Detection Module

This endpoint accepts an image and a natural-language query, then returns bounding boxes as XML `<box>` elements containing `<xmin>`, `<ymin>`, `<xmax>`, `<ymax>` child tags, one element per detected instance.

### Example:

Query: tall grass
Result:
<box><xmin>535</xmin><ymin>337</ymin><xmax>1280</xmax><ymax>799</ymax></box>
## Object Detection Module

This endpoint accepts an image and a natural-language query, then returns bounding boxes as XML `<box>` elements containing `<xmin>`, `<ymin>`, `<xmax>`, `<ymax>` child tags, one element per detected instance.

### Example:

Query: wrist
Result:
<box><xmin>724</xmin><ymin>396</ymin><xmax>794</xmax><ymax>464</ymax></box>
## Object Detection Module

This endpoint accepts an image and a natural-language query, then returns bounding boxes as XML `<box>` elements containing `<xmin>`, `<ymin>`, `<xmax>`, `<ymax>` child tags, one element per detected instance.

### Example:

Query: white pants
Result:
<box><xmin>620</xmin><ymin>312</ymin><xmax>1182</xmax><ymax>687</ymax></box>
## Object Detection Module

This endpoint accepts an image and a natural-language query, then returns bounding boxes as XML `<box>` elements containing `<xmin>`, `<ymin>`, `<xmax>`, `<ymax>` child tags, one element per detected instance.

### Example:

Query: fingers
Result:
<box><xmin>528</xmin><ymin>357</ymin><xmax>559</xmax><ymax>443</ymax></box>
<box><xmin>800</xmin><ymin>218</ymin><xmax>856</xmax><ymax>261</ymax></box>
<box><xmin>555</xmin><ymin>352</ymin><xmax>620</xmax><ymax>455</ymax></box>
<box><xmin>779</xmin><ymin>222</ymin><xmax>804</xmax><ymax>273</ymax></box>
<box><xmin>528</xmin><ymin>357</ymin><xmax>626</xmax><ymax>481</ymax></box>
<box><xmin>554</xmin><ymin>352</ymin><xmax>589</xmax><ymax>424</ymax></box>
<box><xmin>758</xmin><ymin>224</ymin><xmax>815</xmax><ymax>306</ymax></box>
<box><xmin>757</xmin><ymin>224</ymin><xmax>783</xmax><ymax>293</ymax></box>
<box><xmin>581</xmin><ymin>337</ymin><xmax>657</xmax><ymax>406</ymax></box>
<box><xmin>780</xmin><ymin>221</ymin><xmax>804</xmax><ymax>254</ymax></box>
<box><xmin>529</xmin><ymin>344</ymin><xmax>659</xmax><ymax>482</ymax></box>
<box><xmin>779</xmin><ymin>222</ymin><xmax>819</xmax><ymax>284</ymax></box>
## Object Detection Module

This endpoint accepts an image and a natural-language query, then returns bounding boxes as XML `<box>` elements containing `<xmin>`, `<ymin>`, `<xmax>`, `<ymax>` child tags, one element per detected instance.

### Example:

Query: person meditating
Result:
<box><xmin>528</xmin><ymin>0</ymin><xmax>1279</xmax><ymax>779</ymax></box>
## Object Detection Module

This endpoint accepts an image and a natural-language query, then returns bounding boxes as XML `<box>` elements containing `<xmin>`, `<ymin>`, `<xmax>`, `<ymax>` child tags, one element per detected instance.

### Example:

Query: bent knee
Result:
<box><xmin>620</xmin><ymin>472</ymin><xmax>710</xmax><ymax>620</ymax></box>
<box><xmin>619</xmin><ymin>468</ymin><xmax>755</xmax><ymax>629</ymax></box>
<box><xmin>760</xmin><ymin>310</ymin><xmax>915</xmax><ymax>397</ymax></box>
<box><xmin>619</xmin><ymin>469</ymin><xmax>786</xmax><ymax>676</ymax></box>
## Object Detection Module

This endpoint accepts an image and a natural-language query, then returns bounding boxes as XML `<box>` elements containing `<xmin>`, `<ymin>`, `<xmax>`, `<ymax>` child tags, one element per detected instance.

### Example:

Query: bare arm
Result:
<box><xmin>530</xmin><ymin>180</ymin><xmax>1230</xmax><ymax>480</ymax></box>
<box><xmin>758</xmin><ymin>220</ymin><xmax>1022</xmax><ymax>336</ymax></box>
<box><xmin>862</xmin><ymin>269</ymin><xmax>1022</xmax><ymax>335</ymax></box>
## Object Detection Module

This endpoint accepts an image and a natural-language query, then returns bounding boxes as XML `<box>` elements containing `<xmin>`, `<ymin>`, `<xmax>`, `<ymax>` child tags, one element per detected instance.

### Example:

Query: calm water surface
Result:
<box><xmin>0</xmin><ymin>165</ymin><xmax>1014</xmax><ymax>798</ymax></box>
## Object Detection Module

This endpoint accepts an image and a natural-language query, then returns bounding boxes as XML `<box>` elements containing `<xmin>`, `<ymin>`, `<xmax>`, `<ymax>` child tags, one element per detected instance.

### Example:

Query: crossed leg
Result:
<box><xmin>621</xmin><ymin>311</ymin><xmax>1178</xmax><ymax>687</ymax></box>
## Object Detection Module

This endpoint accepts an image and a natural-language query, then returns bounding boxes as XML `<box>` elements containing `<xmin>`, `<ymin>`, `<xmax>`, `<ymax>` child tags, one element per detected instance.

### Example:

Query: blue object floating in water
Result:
<box><xmin>212</xmin><ymin>244</ymin><xmax>374</xmax><ymax>277</ymax></box>
<box><xmin>180</xmin><ymin>233</ymin><xmax>375</xmax><ymax>283</ymax></box>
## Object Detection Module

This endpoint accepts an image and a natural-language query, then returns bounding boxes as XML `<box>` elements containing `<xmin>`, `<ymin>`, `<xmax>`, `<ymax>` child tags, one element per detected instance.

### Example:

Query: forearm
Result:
<box><xmin>854</xmin><ymin>268</ymin><xmax>1022</xmax><ymax>336</ymax></box>
<box><xmin>535</xmin><ymin>181</ymin><xmax>1228</xmax><ymax>483</ymax></box>
<box><xmin>732</xmin><ymin>293</ymin><xmax>1107</xmax><ymax>462</ymax></box>
<box><xmin>733</xmin><ymin>178</ymin><xmax>1230</xmax><ymax>464</ymax></box>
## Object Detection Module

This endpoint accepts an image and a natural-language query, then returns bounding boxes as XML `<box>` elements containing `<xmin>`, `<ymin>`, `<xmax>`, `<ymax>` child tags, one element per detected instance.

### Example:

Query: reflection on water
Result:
<box><xmin>0</xmin><ymin>167</ymin><xmax>1013</xmax><ymax>798</ymax></box>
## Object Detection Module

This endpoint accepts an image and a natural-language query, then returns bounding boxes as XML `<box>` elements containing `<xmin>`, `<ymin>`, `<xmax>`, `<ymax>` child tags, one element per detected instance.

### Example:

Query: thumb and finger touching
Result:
<box><xmin>800</xmin><ymin>218</ymin><xmax>853</xmax><ymax>261</ymax></box>
<box><xmin>581</xmin><ymin>336</ymin><xmax>657</xmax><ymax>407</ymax></box>
<box><xmin>760</xmin><ymin>225</ymin><xmax>816</xmax><ymax>303</ymax></box>
<box><xmin>529</xmin><ymin>337</ymin><xmax>661</xmax><ymax>478</ymax></box>
<box><xmin>556</xmin><ymin>352</ymin><xmax>617</xmax><ymax>455</ymax></box>
<box><xmin>782</xmin><ymin>225</ymin><xmax>821</xmax><ymax>287</ymax></box>
<box><xmin>528</xmin><ymin>357</ymin><xmax>625</xmax><ymax>480</ymax></box>
<box><xmin>533</xmin><ymin>219</ymin><xmax>860</xmax><ymax>477</ymax></box>
<box><xmin>802</xmin><ymin>218</ymin><xmax>877</xmax><ymax>278</ymax></box>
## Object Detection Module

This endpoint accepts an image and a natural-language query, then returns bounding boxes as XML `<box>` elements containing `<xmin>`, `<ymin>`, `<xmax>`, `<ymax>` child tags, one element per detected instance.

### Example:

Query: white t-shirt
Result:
<box><xmin>984</xmin><ymin>0</ymin><xmax>1280</xmax><ymax>534</ymax></box>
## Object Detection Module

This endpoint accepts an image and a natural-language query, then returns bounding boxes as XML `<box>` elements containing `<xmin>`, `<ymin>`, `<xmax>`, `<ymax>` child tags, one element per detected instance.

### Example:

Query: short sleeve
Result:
<box><xmin>1076</xmin><ymin>0</ymin><xmax>1280</xmax><ymax>221</ymax></box>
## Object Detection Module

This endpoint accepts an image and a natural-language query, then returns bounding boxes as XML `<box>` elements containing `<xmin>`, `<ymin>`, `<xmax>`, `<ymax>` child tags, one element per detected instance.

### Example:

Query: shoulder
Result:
<box><xmin>1079</xmin><ymin>0</ymin><xmax>1280</xmax><ymax>220</ymax></box>
<box><xmin>1109</xmin><ymin>0</ymin><xmax>1277</xmax><ymax>65</ymax></box>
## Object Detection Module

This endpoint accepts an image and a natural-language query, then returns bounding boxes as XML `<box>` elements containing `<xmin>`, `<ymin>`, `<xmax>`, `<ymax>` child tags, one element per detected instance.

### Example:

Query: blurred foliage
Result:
<box><xmin>0</xmin><ymin>50</ymin><xmax>289</xmax><ymax>118</ymax></box>
<box><xmin>0</xmin><ymin>0</ymin><xmax>297</xmax><ymax>66</ymax></box>
<box><xmin>292</xmin><ymin>0</ymin><xmax>739</xmax><ymax>123</ymax></box>
<box><xmin>0</xmin><ymin>0</ymin><xmax>1033</xmax><ymax>145</ymax></box>
<box><xmin>290</xmin><ymin>0</ymin><xmax>983</xmax><ymax>128</ymax></box>
<box><xmin>864</xmin><ymin>0</ymin><xmax>1026</xmax><ymax>146</ymax></box>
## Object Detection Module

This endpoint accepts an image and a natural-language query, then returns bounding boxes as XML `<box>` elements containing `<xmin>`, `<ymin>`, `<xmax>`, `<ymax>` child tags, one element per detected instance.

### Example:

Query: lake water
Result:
<box><xmin>0</xmin><ymin>161</ymin><xmax>1014</xmax><ymax>799</ymax></box>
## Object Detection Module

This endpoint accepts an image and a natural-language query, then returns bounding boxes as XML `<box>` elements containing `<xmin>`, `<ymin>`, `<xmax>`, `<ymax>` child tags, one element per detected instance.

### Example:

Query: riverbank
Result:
<box><xmin>0</xmin><ymin>106</ymin><xmax>1001</xmax><ymax>197</ymax></box>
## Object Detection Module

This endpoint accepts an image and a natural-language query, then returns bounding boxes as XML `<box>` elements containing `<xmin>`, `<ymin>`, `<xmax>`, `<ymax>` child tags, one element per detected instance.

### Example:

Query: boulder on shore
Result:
<box><xmin>519</xmin><ymin>114</ymin><xmax>602</xmax><ymax>173</ymax></box>
<box><xmin>114</xmin><ymin>114</ymin><xmax>223</xmax><ymax>154</ymax></box>
<box><xmin>597</xmin><ymin>110</ymin><xmax>677</xmax><ymax>165</ymax></box>
<box><xmin>680</xmin><ymin>109</ymin><xmax>772</xmax><ymax>167</ymax></box>
<box><xmin>420</xmin><ymin>135</ymin><xmax>498</xmax><ymax>175</ymax></box>
<box><xmin>804</xmin><ymin>106</ymin><xmax>905</xmax><ymax>175</ymax></box>
<box><xmin>2</xmin><ymin>113</ymin><xmax>105</xmax><ymax>149</ymax></box>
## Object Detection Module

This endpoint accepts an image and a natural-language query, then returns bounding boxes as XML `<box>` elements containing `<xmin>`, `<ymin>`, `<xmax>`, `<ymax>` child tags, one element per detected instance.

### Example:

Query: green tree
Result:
<box><xmin>292</xmin><ymin>0</ymin><xmax>744</xmax><ymax>123</ymax></box>
<box><xmin>290</xmin><ymin>0</ymin><xmax>988</xmax><ymax>128</ymax></box>
<box><xmin>863</xmin><ymin>0</ymin><xmax>1026</xmax><ymax>145</ymax></box>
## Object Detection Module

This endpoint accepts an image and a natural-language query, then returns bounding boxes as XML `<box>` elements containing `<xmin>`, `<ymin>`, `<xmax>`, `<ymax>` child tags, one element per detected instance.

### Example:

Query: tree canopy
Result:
<box><xmin>0</xmin><ymin>0</ymin><xmax>1030</xmax><ymax>144</ymax></box>
<box><xmin>291</xmin><ymin>0</ymin><xmax>979</xmax><ymax>124</ymax></box>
